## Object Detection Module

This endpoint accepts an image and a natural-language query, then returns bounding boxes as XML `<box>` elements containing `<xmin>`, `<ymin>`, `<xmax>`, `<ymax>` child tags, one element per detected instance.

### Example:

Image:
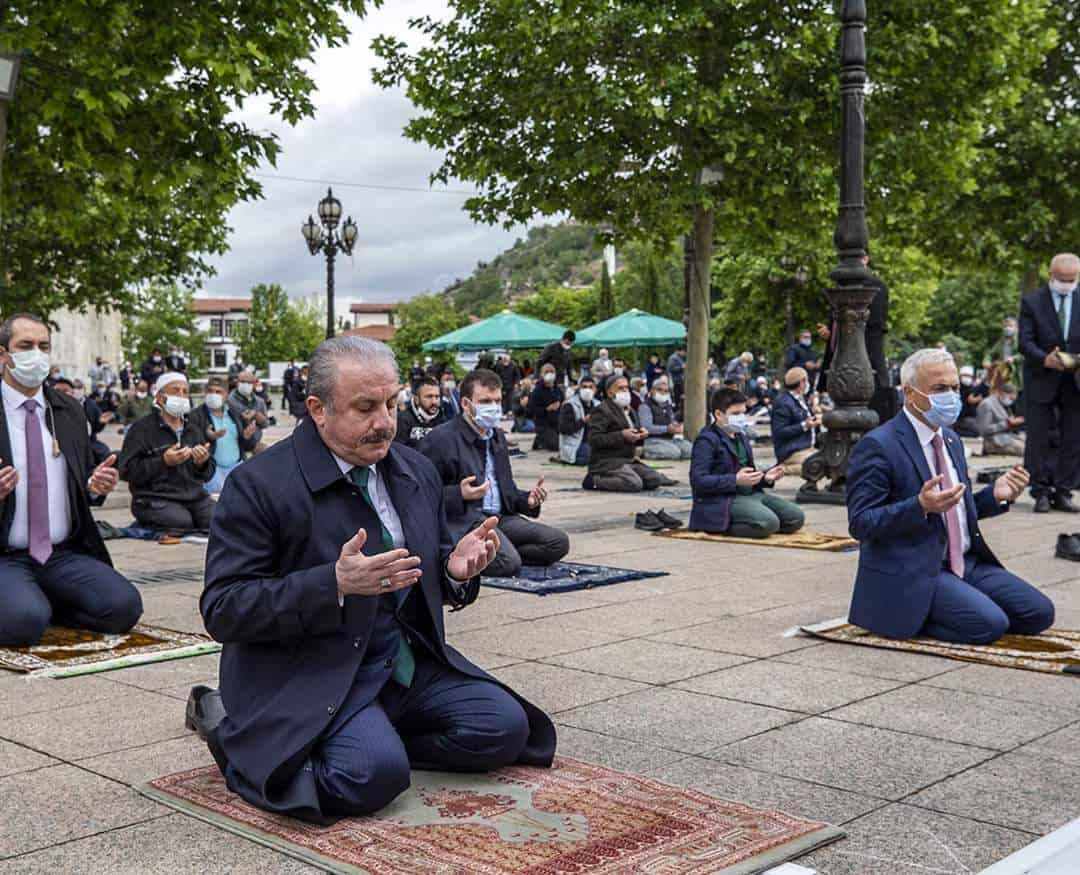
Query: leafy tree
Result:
<box><xmin>513</xmin><ymin>285</ymin><xmax>598</xmax><ymax>330</ymax></box>
<box><xmin>374</xmin><ymin>0</ymin><xmax>1052</xmax><ymax>436</ymax></box>
<box><xmin>597</xmin><ymin>260</ymin><xmax>614</xmax><ymax>321</ymax></box>
<box><xmin>233</xmin><ymin>283</ymin><xmax>323</xmax><ymax>369</ymax></box>
<box><xmin>613</xmin><ymin>240</ymin><xmax>683</xmax><ymax>320</ymax></box>
<box><xmin>121</xmin><ymin>285</ymin><xmax>207</xmax><ymax>375</ymax></box>
<box><xmin>390</xmin><ymin>294</ymin><xmax>467</xmax><ymax>371</ymax></box>
<box><xmin>922</xmin><ymin>273</ymin><xmax>1020</xmax><ymax>364</ymax></box>
<box><xmin>0</xmin><ymin>0</ymin><xmax>376</xmax><ymax>316</ymax></box>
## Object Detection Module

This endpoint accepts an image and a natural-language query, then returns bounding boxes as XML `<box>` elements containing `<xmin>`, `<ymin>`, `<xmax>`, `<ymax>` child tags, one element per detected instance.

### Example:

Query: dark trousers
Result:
<box><xmin>312</xmin><ymin>654</ymin><xmax>529</xmax><ymax>816</ymax></box>
<box><xmin>921</xmin><ymin>555</ymin><xmax>1054</xmax><ymax>645</ymax></box>
<box><xmin>132</xmin><ymin>494</ymin><xmax>215</xmax><ymax>532</ymax></box>
<box><xmin>0</xmin><ymin>546</ymin><xmax>143</xmax><ymax>646</ymax></box>
<box><xmin>727</xmin><ymin>493</ymin><xmax>805</xmax><ymax>538</ymax></box>
<box><xmin>1024</xmin><ymin>379</ymin><xmax>1080</xmax><ymax>497</ymax></box>
<box><xmin>485</xmin><ymin>513</ymin><xmax>570</xmax><ymax>578</ymax></box>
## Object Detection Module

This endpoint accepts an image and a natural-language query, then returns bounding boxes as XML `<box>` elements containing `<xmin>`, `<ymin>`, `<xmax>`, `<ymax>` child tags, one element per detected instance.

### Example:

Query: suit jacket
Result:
<box><xmin>586</xmin><ymin>400</ymin><xmax>642</xmax><ymax>470</ymax></box>
<box><xmin>201</xmin><ymin>419</ymin><xmax>555</xmax><ymax>821</ymax></box>
<box><xmin>419</xmin><ymin>415</ymin><xmax>538</xmax><ymax>539</ymax></box>
<box><xmin>689</xmin><ymin>424</ymin><xmax>767</xmax><ymax>533</ymax></box>
<box><xmin>0</xmin><ymin>384</ymin><xmax>110</xmax><ymax>564</ymax></box>
<box><xmin>769</xmin><ymin>391</ymin><xmax>813</xmax><ymax>463</ymax></box>
<box><xmin>440</xmin><ymin>388</ymin><xmax>462</xmax><ymax>420</ymax></box>
<box><xmin>1019</xmin><ymin>285</ymin><xmax>1080</xmax><ymax>403</ymax></box>
<box><xmin>394</xmin><ymin>403</ymin><xmax>447</xmax><ymax>450</ymax></box>
<box><xmin>536</xmin><ymin>342</ymin><xmax>571</xmax><ymax>384</ymax></box>
<box><xmin>846</xmin><ymin>412</ymin><xmax>1009</xmax><ymax>639</ymax></box>
<box><xmin>188</xmin><ymin>403</ymin><xmax>259</xmax><ymax>458</ymax></box>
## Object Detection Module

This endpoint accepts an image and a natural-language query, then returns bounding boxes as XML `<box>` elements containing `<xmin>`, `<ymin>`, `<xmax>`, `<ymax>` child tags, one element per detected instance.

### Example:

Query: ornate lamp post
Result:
<box><xmin>301</xmin><ymin>188</ymin><xmax>358</xmax><ymax>339</ymax></box>
<box><xmin>799</xmin><ymin>0</ymin><xmax>880</xmax><ymax>504</ymax></box>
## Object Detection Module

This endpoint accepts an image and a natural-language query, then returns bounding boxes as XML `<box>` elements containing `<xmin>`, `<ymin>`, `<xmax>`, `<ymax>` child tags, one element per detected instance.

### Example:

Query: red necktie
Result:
<box><xmin>931</xmin><ymin>433</ymin><xmax>964</xmax><ymax>579</ymax></box>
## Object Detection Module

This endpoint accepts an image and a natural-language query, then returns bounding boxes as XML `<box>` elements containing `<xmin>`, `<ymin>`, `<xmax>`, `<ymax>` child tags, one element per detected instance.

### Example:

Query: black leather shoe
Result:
<box><xmin>185</xmin><ymin>685</ymin><xmax>226</xmax><ymax>740</ymax></box>
<box><xmin>582</xmin><ymin>473</ymin><xmax>596</xmax><ymax>490</ymax></box>
<box><xmin>1034</xmin><ymin>495</ymin><xmax>1051</xmax><ymax>514</ymax></box>
<box><xmin>1055</xmin><ymin>534</ymin><xmax>1080</xmax><ymax>561</ymax></box>
<box><xmin>1053</xmin><ymin>494</ymin><xmax>1080</xmax><ymax>513</ymax></box>
<box><xmin>655</xmin><ymin>508</ymin><xmax>684</xmax><ymax>528</ymax></box>
<box><xmin>656</xmin><ymin>475</ymin><xmax>680</xmax><ymax>487</ymax></box>
<box><xmin>634</xmin><ymin>511</ymin><xmax>666</xmax><ymax>532</ymax></box>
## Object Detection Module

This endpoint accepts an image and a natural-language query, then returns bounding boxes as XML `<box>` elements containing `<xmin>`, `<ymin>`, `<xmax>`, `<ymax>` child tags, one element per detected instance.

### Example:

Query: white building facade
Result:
<box><xmin>191</xmin><ymin>297</ymin><xmax>251</xmax><ymax>373</ymax></box>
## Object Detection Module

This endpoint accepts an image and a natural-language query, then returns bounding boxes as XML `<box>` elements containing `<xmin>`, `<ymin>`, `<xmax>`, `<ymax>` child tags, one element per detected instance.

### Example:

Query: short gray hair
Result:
<box><xmin>307</xmin><ymin>335</ymin><xmax>399</xmax><ymax>413</ymax></box>
<box><xmin>900</xmin><ymin>348</ymin><xmax>955</xmax><ymax>387</ymax></box>
<box><xmin>1049</xmin><ymin>252</ymin><xmax>1079</xmax><ymax>275</ymax></box>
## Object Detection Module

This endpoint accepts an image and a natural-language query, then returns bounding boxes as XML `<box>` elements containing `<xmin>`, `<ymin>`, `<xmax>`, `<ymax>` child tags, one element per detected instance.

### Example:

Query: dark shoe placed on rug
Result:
<box><xmin>185</xmin><ymin>684</ymin><xmax>226</xmax><ymax>740</ymax></box>
<box><xmin>657</xmin><ymin>476</ymin><xmax>680</xmax><ymax>487</ymax></box>
<box><xmin>1053</xmin><ymin>494</ymin><xmax>1080</xmax><ymax>514</ymax></box>
<box><xmin>634</xmin><ymin>511</ymin><xmax>666</xmax><ymax>532</ymax></box>
<box><xmin>655</xmin><ymin>509</ymin><xmax>684</xmax><ymax>528</ymax></box>
<box><xmin>1055</xmin><ymin>533</ymin><xmax>1080</xmax><ymax>561</ymax></box>
<box><xmin>1034</xmin><ymin>495</ymin><xmax>1051</xmax><ymax>514</ymax></box>
<box><xmin>582</xmin><ymin>473</ymin><xmax>596</xmax><ymax>490</ymax></box>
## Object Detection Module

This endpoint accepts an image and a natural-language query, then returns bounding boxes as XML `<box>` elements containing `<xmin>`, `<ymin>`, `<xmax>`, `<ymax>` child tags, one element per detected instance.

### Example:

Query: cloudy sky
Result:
<box><xmin>202</xmin><ymin>2</ymin><xmax>534</xmax><ymax>305</ymax></box>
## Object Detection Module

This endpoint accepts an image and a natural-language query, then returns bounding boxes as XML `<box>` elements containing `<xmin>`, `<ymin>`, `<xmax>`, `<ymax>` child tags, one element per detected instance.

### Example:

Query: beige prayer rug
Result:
<box><xmin>140</xmin><ymin>757</ymin><xmax>844</xmax><ymax>874</ymax></box>
<box><xmin>0</xmin><ymin>624</ymin><xmax>221</xmax><ymax>678</ymax></box>
<box><xmin>656</xmin><ymin>529</ymin><xmax>858</xmax><ymax>552</ymax></box>
<box><xmin>802</xmin><ymin>617</ymin><xmax>1080</xmax><ymax>676</ymax></box>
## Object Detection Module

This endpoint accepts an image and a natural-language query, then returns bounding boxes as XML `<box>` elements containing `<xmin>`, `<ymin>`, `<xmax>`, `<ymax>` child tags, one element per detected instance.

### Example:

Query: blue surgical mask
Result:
<box><xmin>472</xmin><ymin>402</ymin><xmax>502</xmax><ymax>431</ymax></box>
<box><xmin>913</xmin><ymin>387</ymin><xmax>962</xmax><ymax>429</ymax></box>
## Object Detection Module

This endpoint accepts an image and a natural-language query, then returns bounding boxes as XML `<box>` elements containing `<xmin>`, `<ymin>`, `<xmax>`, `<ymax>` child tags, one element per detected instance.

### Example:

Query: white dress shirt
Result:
<box><xmin>2</xmin><ymin>381</ymin><xmax>73</xmax><ymax>548</ymax></box>
<box><xmin>332</xmin><ymin>454</ymin><xmax>405</xmax><ymax>549</ymax></box>
<box><xmin>903</xmin><ymin>407</ymin><xmax>970</xmax><ymax>554</ymax></box>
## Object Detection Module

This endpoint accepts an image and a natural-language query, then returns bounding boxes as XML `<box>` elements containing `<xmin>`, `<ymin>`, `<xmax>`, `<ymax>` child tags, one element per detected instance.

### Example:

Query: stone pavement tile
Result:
<box><xmin>0</xmin><ymin>740</ymin><xmax>58</xmax><ymax>779</ymax></box>
<box><xmin>0</xmin><ymin>675</ymin><xmax>126</xmax><ymax>721</ymax></box>
<box><xmin>909</xmin><ymin>751</ymin><xmax>1080</xmax><ymax>835</ymax></box>
<box><xmin>101</xmin><ymin>653</ymin><xmax>221</xmax><ymax>694</ymax></box>
<box><xmin>156</xmin><ymin>681</ymin><xmax>218</xmax><ymax>703</ymax></box>
<box><xmin>1004</xmin><ymin>552</ymin><xmax>1079</xmax><ymax>588</ymax></box>
<box><xmin>650</xmin><ymin>755</ymin><xmax>883</xmax><ymax>826</ymax></box>
<box><xmin>488</xmin><ymin>663</ymin><xmax>647</xmax><ymax>714</ymax></box>
<box><xmin>920</xmin><ymin>663</ymin><xmax>1080</xmax><ymax>710</ymax></box>
<box><xmin>542</xmin><ymin>639</ymin><xmax>751</xmax><ymax>685</ymax></box>
<box><xmin>674</xmin><ymin>660</ymin><xmax>903</xmax><ymax>715</ymax></box>
<box><xmin>139</xmin><ymin>590</ymin><xmax>206</xmax><ymax>623</ymax></box>
<box><xmin>552</xmin><ymin>726</ymin><xmax>686</xmax><ymax>774</ymax></box>
<box><xmin>551</xmin><ymin>597</ymin><xmax>732</xmax><ymax>638</ymax></box>
<box><xmin>827</xmin><ymin>684</ymin><xmax>1077</xmax><ymax>750</ymax></box>
<box><xmin>772</xmin><ymin>640</ymin><xmax>960</xmax><ymax>682</ymax></box>
<box><xmin>1016</xmin><ymin>721</ymin><xmax>1080</xmax><ymax>767</ymax></box>
<box><xmin>450</xmin><ymin>648</ymin><xmax>523</xmax><ymax>671</ymax></box>
<box><xmin>3</xmin><ymin>688</ymin><xmax>187</xmax><ymax>761</ymax></box>
<box><xmin>556</xmin><ymin>572</ymin><xmax>711</xmax><ymax>603</ymax></box>
<box><xmin>0</xmin><ymin>812</ymin><xmax>318</xmax><ymax>874</ymax></box>
<box><xmin>718</xmin><ymin>717</ymin><xmax>994</xmax><ymax>800</ymax></box>
<box><xmin>558</xmin><ymin>687</ymin><xmax>798</xmax><ymax>755</ymax></box>
<box><xmin>443</xmin><ymin>599</ymin><xmax>523</xmax><ymax>635</ymax></box>
<box><xmin>492</xmin><ymin>590</ymin><xmax>612</xmax><ymax>621</ymax></box>
<box><xmin>76</xmin><ymin>734</ymin><xmax>214</xmax><ymax>786</ymax></box>
<box><xmin>450</xmin><ymin>615</ymin><xmax>629</xmax><ymax>660</ymax></box>
<box><xmin>138</xmin><ymin>610</ymin><xmax>208</xmax><ymax>636</ymax></box>
<box><xmin>797</xmin><ymin>803</ymin><xmax>1034</xmax><ymax>875</ymax></box>
<box><xmin>0</xmin><ymin>764</ymin><xmax>167</xmax><ymax>858</ymax></box>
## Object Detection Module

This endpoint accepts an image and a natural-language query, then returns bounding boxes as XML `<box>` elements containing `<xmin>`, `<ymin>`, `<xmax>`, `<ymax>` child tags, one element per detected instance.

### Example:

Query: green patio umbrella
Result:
<box><xmin>575</xmin><ymin>308</ymin><xmax>687</xmax><ymax>349</ymax></box>
<box><xmin>422</xmin><ymin>309</ymin><xmax>567</xmax><ymax>352</ymax></box>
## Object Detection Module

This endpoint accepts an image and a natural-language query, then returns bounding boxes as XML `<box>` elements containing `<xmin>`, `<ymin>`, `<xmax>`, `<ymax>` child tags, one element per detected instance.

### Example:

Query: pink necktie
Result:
<box><xmin>22</xmin><ymin>399</ymin><xmax>52</xmax><ymax>565</ymax></box>
<box><xmin>931</xmin><ymin>433</ymin><xmax>964</xmax><ymax>579</ymax></box>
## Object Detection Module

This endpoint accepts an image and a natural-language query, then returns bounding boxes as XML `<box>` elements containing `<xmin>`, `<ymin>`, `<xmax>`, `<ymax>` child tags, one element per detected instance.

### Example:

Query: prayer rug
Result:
<box><xmin>481</xmin><ymin>561</ymin><xmax>667</xmax><ymax>594</ymax></box>
<box><xmin>0</xmin><ymin>624</ymin><xmax>221</xmax><ymax>678</ymax></box>
<box><xmin>801</xmin><ymin>617</ymin><xmax>1080</xmax><ymax>676</ymax></box>
<box><xmin>140</xmin><ymin>757</ymin><xmax>844</xmax><ymax>874</ymax></box>
<box><xmin>656</xmin><ymin>530</ymin><xmax>859</xmax><ymax>553</ymax></box>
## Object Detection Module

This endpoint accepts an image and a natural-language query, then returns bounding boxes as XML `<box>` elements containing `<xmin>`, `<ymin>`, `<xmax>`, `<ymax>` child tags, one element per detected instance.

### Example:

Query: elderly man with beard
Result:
<box><xmin>187</xmin><ymin>336</ymin><xmax>555</xmax><ymax>823</ymax></box>
<box><xmin>394</xmin><ymin>376</ymin><xmax>446</xmax><ymax>450</ymax></box>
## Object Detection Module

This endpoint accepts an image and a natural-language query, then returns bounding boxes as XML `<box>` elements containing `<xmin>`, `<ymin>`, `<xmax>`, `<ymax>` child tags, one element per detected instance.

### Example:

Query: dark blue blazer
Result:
<box><xmin>440</xmin><ymin>388</ymin><xmax>462</xmax><ymax>420</ymax></box>
<box><xmin>201</xmin><ymin>418</ymin><xmax>555</xmax><ymax>822</ymax></box>
<box><xmin>769</xmin><ymin>392</ymin><xmax>813</xmax><ymax>464</ymax></box>
<box><xmin>1019</xmin><ymin>286</ymin><xmax>1080</xmax><ymax>403</ymax></box>
<box><xmin>846</xmin><ymin>411</ymin><xmax>1008</xmax><ymax>639</ymax></box>
<box><xmin>689</xmin><ymin>424</ymin><xmax>766</xmax><ymax>533</ymax></box>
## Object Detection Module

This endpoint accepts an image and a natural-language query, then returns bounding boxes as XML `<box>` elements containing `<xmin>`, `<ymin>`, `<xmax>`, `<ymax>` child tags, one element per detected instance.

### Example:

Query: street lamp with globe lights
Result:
<box><xmin>302</xmin><ymin>188</ymin><xmax>358</xmax><ymax>339</ymax></box>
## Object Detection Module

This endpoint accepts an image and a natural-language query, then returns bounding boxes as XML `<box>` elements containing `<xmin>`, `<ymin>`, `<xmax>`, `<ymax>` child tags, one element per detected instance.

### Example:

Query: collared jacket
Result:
<box><xmin>586</xmin><ymin>399</ymin><xmax>641</xmax><ymax>469</ymax></box>
<box><xmin>1019</xmin><ymin>285</ymin><xmax>1080</xmax><ymax>404</ymax></box>
<box><xmin>557</xmin><ymin>392</ymin><xmax>598</xmax><ymax>463</ymax></box>
<box><xmin>689</xmin><ymin>423</ymin><xmax>769</xmax><ymax>533</ymax></box>
<box><xmin>0</xmin><ymin>384</ymin><xmax>111</xmax><ymax>564</ymax></box>
<box><xmin>117</xmin><ymin>407</ymin><xmax>215</xmax><ymax>503</ymax></box>
<box><xmin>395</xmin><ymin>402</ymin><xmax>447</xmax><ymax>450</ymax></box>
<box><xmin>770</xmin><ymin>391</ymin><xmax>813</xmax><ymax>464</ymax></box>
<box><xmin>201</xmin><ymin>419</ymin><xmax>555</xmax><ymax>821</ymax></box>
<box><xmin>188</xmin><ymin>403</ymin><xmax>259</xmax><ymax>461</ymax></box>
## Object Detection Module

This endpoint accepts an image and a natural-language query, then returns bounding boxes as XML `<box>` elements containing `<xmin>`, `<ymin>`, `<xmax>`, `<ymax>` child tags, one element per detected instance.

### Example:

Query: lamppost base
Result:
<box><xmin>795</xmin><ymin>480</ymin><xmax>848</xmax><ymax>506</ymax></box>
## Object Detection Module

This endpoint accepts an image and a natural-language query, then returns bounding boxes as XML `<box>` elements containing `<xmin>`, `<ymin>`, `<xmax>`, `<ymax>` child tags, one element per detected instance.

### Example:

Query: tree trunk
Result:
<box><xmin>684</xmin><ymin>205</ymin><xmax>713</xmax><ymax>441</ymax></box>
<box><xmin>1021</xmin><ymin>260</ymin><xmax>1041</xmax><ymax>297</ymax></box>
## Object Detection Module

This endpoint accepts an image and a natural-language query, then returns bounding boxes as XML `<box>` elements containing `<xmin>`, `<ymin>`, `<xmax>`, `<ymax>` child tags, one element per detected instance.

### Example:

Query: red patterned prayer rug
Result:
<box><xmin>141</xmin><ymin>757</ymin><xmax>843</xmax><ymax>873</ymax></box>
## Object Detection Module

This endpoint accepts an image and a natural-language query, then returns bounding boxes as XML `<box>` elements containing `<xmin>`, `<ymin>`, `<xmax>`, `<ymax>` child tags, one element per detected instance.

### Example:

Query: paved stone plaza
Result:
<box><xmin>0</xmin><ymin>421</ymin><xmax>1077</xmax><ymax>873</ymax></box>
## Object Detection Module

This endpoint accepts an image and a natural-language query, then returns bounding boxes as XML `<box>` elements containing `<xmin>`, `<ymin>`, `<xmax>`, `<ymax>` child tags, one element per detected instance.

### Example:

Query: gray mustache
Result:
<box><xmin>361</xmin><ymin>430</ymin><xmax>395</xmax><ymax>444</ymax></box>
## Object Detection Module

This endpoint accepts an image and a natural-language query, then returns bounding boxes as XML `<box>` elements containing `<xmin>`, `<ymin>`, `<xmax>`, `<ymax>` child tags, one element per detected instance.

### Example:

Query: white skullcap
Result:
<box><xmin>959</xmin><ymin>365</ymin><xmax>975</xmax><ymax>377</ymax></box>
<box><xmin>153</xmin><ymin>372</ymin><xmax>188</xmax><ymax>394</ymax></box>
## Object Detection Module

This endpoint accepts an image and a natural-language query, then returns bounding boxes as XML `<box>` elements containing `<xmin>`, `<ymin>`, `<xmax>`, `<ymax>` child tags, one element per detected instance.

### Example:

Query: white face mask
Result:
<box><xmin>205</xmin><ymin>393</ymin><xmax>225</xmax><ymax>410</ymax></box>
<box><xmin>1049</xmin><ymin>278</ymin><xmax>1078</xmax><ymax>297</ymax></box>
<box><xmin>726</xmin><ymin>413</ymin><xmax>750</xmax><ymax>430</ymax></box>
<box><xmin>542</xmin><ymin>372</ymin><xmax>556</xmax><ymax>385</ymax></box>
<box><xmin>472</xmin><ymin>402</ymin><xmax>502</xmax><ymax>431</ymax></box>
<box><xmin>579</xmin><ymin>389</ymin><xmax>595</xmax><ymax>403</ymax></box>
<box><xmin>6</xmin><ymin>349</ymin><xmax>51</xmax><ymax>389</ymax></box>
<box><xmin>960</xmin><ymin>376</ymin><xmax>973</xmax><ymax>386</ymax></box>
<box><xmin>614</xmin><ymin>391</ymin><xmax>631</xmax><ymax>408</ymax></box>
<box><xmin>613</xmin><ymin>367</ymin><xmax>624</xmax><ymax>377</ymax></box>
<box><xmin>443</xmin><ymin>381</ymin><xmax>456</xmax><ymax>391</ymax></box>
<box><xmin>653</xmin><ymin>392</ymin><xmax>670</xmax><ymax>405</ymax></box>
<box><xmin>163</xmin><ymin>395</ymin><xmax>191</xmax><ymax>417</ymax></box>
<box><xmin>135</xmin><ymin>392</ymin><xmax>147</xmax><ymax>399</ymax></box>
<box><xmin>237</xmin><ymin>382</ymin><xmax>254</xmax><ymax>397</ymax></box>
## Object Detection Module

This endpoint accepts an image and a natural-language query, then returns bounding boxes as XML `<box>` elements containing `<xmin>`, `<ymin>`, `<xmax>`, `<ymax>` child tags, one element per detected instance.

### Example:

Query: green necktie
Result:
<box><xmin>1059</xmin><ymin>296</ymin><xmax>1069</xmax><ymax>335</ymax></box>
<box><xmin>349</xmin><ymin>466</ymin><xmax>415</xmax><ymax>688</ymax></box>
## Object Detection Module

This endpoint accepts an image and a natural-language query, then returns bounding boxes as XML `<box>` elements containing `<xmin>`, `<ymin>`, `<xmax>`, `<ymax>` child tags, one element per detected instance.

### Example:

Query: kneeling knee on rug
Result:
<box><xmin>0</xmin><ymin>604</ymin><xmax>50</xmax><ymax>647</ymax></box>
<box><xmin>319</xmin><ymin>752</ymin><xmax>411</xmax><ymax>815</ymax></box>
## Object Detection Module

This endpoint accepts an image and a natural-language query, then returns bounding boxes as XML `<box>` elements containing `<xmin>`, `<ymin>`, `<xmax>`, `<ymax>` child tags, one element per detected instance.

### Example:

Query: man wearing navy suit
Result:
<box><xmin>1019</xmin><ymin>252</ymin><xmax>1080</xmax><ymax>514</ymax></box>
<box><xmin>769</xmin><ymin>367</ymin><xmax>822</xmax><ymax>477</ymax></box>
<box><xmin>190</xmin><ymin>336</ymin><xmax>555</xmax><ymax>823</ymax></box>
<box><xmin>847</xmin><ymin>348</ymin><xmax>1054</xmax><ymax>644</ymax></box>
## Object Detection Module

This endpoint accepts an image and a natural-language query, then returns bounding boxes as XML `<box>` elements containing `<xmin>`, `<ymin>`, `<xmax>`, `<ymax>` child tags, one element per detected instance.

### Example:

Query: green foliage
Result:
<box><xmin>121</xmin><ymin>286</ymin><xmax>207</xmax><ymax>375</ymax></box>
<box><xmin>391</xmin><ymin>294</ymin><xmax>467</xmax><ymax>370</ymax></box>
<box><xmin>923</xmin><ymin>273</ymin><xmax>1020</xmax><ymax>365</ymax></box>
<box><xmin>613</xmin><ymin>240</ymin><xmax>683</xmax><ymax>320</ymax></box>
<box><xmin>0</xmin><ymin>0</ymin><xmax>378</xmax><ymax>317</ymax></box>
<box><xmin>513</xmin><ymin>285</ymin><xmax>598</xmax><ymax>330</ymax></box>
<box><xmin>597</xmin><ymin>260</ymin><xmax>614</xmax><ymax>321</ymax></box>
<box><xmin>233</xmin><ymin>283</ymin><xmax>323</xmax><ymax>369</ymax></box>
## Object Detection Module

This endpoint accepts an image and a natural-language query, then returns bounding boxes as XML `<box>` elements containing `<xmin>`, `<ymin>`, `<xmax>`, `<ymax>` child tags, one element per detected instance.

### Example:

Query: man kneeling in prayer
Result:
<box><xmin>846</xmin><ymin>348</ymin><xmax>1053</xmax><ymax>644</ymax></box>
<box><xmin>190</xmin><ymin>337</ymin><xmax>555</xmax><ymax>822</ymax></box>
